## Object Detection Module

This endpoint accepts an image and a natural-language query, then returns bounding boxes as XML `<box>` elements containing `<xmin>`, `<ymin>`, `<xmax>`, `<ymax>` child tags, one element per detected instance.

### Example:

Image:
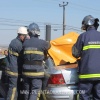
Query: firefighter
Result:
<box><xmin>6</xmin><ymin>26</ymin><xmax>28</xmax><ymax>100</ymax></box>
<box><xmin>72</xmin><ymin>15</ymin><xmax>100</xmax><ymax>100</ymax></box>
<box><xmin>22</xmin><ymin>22</ymin><xmax>50</xmax><ymax>100</ymax></box>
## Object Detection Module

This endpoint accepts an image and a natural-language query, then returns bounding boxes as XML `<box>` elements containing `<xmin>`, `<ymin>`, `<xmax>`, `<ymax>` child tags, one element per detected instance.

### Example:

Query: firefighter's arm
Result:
<box><xmin>72</xmin><ymin>34</ymin><xmax>83</xmax><ymax>58</ymax></box>
<box><xmin>44</xmin><ymin>41</ymin><xmax>51</xmax><ymax>60</ymax></box>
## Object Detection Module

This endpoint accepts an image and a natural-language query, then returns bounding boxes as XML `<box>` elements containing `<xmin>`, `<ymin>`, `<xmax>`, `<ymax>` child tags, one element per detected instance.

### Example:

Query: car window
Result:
<box><xmin>44</xmin><ymin>57</ymin><xmax>55</xmax><ymax>68</ymax></box>
<box><xmin>0</xmin><ymin>57</ymin><xmax>6</xmax><ymax>70</ymax></box>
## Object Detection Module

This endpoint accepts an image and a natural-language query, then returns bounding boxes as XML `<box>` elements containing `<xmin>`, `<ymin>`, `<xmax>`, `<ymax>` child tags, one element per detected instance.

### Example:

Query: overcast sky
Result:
<box><xmin>0</xmin><ymin>0</ymin><xmax>100</xmax><ymax>45</ymax></box>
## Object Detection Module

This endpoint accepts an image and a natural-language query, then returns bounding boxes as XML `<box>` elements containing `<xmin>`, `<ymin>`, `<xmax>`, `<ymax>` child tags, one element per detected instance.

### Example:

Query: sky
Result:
<box><xmin>0</xmin><ymin>0</ymin><xmax>100</xmax><ymax>46</ymax></box>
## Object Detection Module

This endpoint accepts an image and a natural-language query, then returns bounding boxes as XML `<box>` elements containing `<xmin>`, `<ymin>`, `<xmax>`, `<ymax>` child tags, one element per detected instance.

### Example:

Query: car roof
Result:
<box><xmin>0</xmin><ymin>55</ymin><xmax>6</xmax><ymax>59</ymax></box>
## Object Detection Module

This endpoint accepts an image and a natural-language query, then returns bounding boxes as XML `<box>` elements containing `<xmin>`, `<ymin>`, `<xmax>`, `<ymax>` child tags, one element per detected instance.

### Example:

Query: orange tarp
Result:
<box><xmin>48</xmin><ymin>32</ymin><xmax>79</xmax><ymax>66</ymax></box>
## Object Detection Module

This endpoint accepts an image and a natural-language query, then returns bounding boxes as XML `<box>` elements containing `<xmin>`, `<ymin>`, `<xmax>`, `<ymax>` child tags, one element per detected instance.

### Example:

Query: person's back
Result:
<box><xmin>23</xmin><ymin>37</ymin><xmax>49</xmax><ymax>61</ymax></box>
<box><xmin>22</xmin><ymin>22</ymin><xmax>50</xmax><ymax>100</ymax></box>
<box><xmin>72</xmin><ymin>15</ymin><xmax>100</xmax><ymax>99</ymax></box>
<box><xmin>78</xmin><ymin>26</ymin><xmax>100</xmax><ymax>78</ymax></box>
<box><xmin>6</xmin><ymin>26</ymin><xmax>28</xmax><ymax>100</ymax></box>
<box><xmin>23</xmin><ymin>36</ymin><xmax>49</xmax><ymax>79</ymax></box>
<box><xmin>7</xmin><ymin>38</ymin><xmax>23</xmax><ymax>72</ymax></box>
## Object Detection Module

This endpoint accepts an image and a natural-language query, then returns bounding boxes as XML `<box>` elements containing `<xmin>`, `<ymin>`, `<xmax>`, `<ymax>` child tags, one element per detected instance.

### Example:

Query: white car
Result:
<box><xmin>41</xmin><ymin>58</ymin><xmax>79</xmax><ymax>100</ymax></box>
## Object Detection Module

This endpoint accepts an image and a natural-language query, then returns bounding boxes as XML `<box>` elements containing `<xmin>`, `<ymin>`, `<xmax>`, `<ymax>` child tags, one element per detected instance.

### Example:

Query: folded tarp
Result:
<box><xmin>48</xmin><ymin>32</ymin><xmax>79</xmax><ymax>66</ymax></box>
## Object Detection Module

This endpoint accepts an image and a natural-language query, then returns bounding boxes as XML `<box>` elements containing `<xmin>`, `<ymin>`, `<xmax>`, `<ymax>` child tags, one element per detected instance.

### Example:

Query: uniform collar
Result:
<box><xmin>16</xmin><ymin>36</ymin><xmax>22</xmax><ymax>42</ymax></box>
<box><xmin>30</xmin><ymin>35</ymin><xmax>38</xmax><ymax>38</ymax></box>
<box><xmin>87</xmin><ymin>26</ymin><xmax>96</xmax><ymax>31</ymax></box>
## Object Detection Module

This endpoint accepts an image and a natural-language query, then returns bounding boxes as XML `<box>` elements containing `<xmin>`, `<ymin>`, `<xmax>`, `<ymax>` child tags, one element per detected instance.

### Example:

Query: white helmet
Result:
<box><xmin>17</xmin><ymin>27</ymin><xmax>28</xmax><ymax>35</ymax></box>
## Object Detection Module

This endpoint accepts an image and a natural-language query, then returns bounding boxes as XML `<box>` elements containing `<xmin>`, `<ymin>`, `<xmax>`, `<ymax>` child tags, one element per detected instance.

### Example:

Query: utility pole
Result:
<box><xmin>59</xmin><ymin>2</ymin><xmax>68</xmax><ymax>35</ymax></box>
<box><xmin>45</xmin><ymin>25</ymin><xmax>51</xmax><ymax>41</ymax></box>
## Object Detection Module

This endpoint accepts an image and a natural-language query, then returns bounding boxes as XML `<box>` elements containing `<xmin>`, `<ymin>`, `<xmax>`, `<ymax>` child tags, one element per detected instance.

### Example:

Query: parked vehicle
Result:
<box><xmin>41</xmin><ymin>32</ymin><xmax>79</xmax><ymax>100</ymax></box>
<box><xmin>0</xmin><ymin>56</ymin><xmax>79</xmax><ymax>100</ymax></box>
<box><xmin>41</xmin><ymin>57</ymin><xmax>79</xmax><ymax>100</ymax></box>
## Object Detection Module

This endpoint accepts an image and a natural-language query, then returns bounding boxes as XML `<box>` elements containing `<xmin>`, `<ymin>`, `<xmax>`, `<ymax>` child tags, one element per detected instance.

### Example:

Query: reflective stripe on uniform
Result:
<box><xmin>8</xmin><ymin>49</ymin><xmax>19</xmax><ymax>56</ymax></box>
<box><xmin>38</xmin><ymin>91</ymin><xmax>41</xmax><ymax>98</ymax></box>
<box><xmin>83</xmin><ymin>45</ymin><xmax>100</xmax><ymax>50</ymax></box>
<box><xmin>37</xmin><ymin>98</ymin><xmax>39</xmax><ymax>100</ymax></box>
<box><xmin>79</xmin><ymin>74</ymin><xmax>100</xmax><ymax>79</ymax></box>
<box><xmin>11</xmin><ymin>87</ymin><xmax>16</xmax><ymax>100</ymax></box>
<box><xmin>24</xmin><ymin>50</ymin><xmax>44</xmax><ymax>55</ymax></box>
<box><xmin>44</xmin><ymin>73</ymin><xmax>50</xmax><ymax>77</ymax></box>
<box><xmin>37</xmin><ymin>91</ymin><xmax>41</xmax><ymax>100</ymax></box>
<box><xmin>22</xmin><ymin>72</ymin><xmax>44</xmax><ymax>76</ymax></box>
<box><xmin>42</xmin><ymin>92</ymin><xmax>47</xmax><ymax>100</ymax></box>
<box><xmin>6</xmin><ymin>70</ymin><xmax>18</xmax><ymax>76</ymax></box>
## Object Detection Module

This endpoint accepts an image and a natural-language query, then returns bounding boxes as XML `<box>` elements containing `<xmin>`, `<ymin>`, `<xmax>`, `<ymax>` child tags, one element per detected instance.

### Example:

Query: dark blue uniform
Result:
<box><xmin>72</xmin><ymin>26</ymin><xmax>100</xmax><ymax>99</ymax></box>
<box><xmin>6</xmin><ymin>37</ymin><xmax>23</xmax><ymax>100</ymax></box>
<box><xmin>22</xmin><ymin>36</ymin><xmax>50</xmax><ymax>100</ymax></box>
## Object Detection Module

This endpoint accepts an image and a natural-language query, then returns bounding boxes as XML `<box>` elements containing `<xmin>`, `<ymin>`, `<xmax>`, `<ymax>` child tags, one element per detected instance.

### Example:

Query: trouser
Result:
<box><xmin>23</xmin><ymin>77</ymin><xmax>43</xmax><ymax>100</ymax></box>
<box><xmin>79</xmin><ymin>80</ymin><xmax>100</xmax><ymax>100</ymax></box>
<box><xmin>6</xmin><ymin>76</ymin><xmax>18</xmax><ymax>100</ymax></box>
<box><xmin>1</xmin><ymin>71</ymin><xmax>8</xmax><ymax>83</ymax></box>
<box><xmin>17</xmin><ymin>75</ymin><xmax>22</xmax><ymax>100</ymax></box>
<box><xmin>1</xmin><ymin>71</ymin><xmax>9</xmax><ymax>92</ymax></box>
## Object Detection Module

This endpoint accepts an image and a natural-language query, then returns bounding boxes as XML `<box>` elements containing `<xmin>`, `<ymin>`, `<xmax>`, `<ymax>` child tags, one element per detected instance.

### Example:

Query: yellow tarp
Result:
<box><xmin>48</xmin><ymin>32</ymin><xmax>79</xmax><ymax>66</ymax></box>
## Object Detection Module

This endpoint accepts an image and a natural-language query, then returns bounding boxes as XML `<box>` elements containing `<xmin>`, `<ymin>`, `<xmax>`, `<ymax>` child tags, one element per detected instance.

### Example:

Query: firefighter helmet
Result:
<box><xmin>28</xmin><ymin>22</ymin><xmax>40</xmax><ymax>36</ymax></box>
<box><xmin>17</xmin><ymin>27</ymin><xmax>28</xmax><ymax>35</ymax></box>
<box><xmin>81</xmin><ymin>15</ymin><xmax>99</xmax><ymax>30</ymax></box>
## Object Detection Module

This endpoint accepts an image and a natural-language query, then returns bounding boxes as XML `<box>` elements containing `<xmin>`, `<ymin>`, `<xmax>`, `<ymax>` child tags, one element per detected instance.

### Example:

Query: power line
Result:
<box><xmin>69</xmin><ymin>5</ymin><xmax>100</xmax><ymax>15</ymax></box>
<box><xmin>70</xmin><ymin>2</ymin><xmax>100</xmax><ymax>12</ymax></box>
<box><xmin>0</xmin><ymin>23</ymin><xmax>26</xmax><ymax>26</ymax></box>
<box><xmin>0</xmin><ymin>23</ymin><xmax>81</xmax><ymax>29</ymax></box>
<box><xmin>0</xmin><ymin>18</ymin><xmax>63</xmax><ymax>26</ymax></box>
<box><xmin>52</xmin><ymin>0</ymin><xmax>100</xmax><ymax>10</ymax></box>
<box><xmin>40</xmin><ymin>0</ymin><xmax>100</xmax><ymax>14</ymax></box>
<box><xmin>0</xmin><ymin>25</ymin><xmax>81</xmax><ymax>30</ymax></box>
<box><xmin>0</xmin><ymin>22</ymin><xmax>81</xmax><ymax>30</ymax></box>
